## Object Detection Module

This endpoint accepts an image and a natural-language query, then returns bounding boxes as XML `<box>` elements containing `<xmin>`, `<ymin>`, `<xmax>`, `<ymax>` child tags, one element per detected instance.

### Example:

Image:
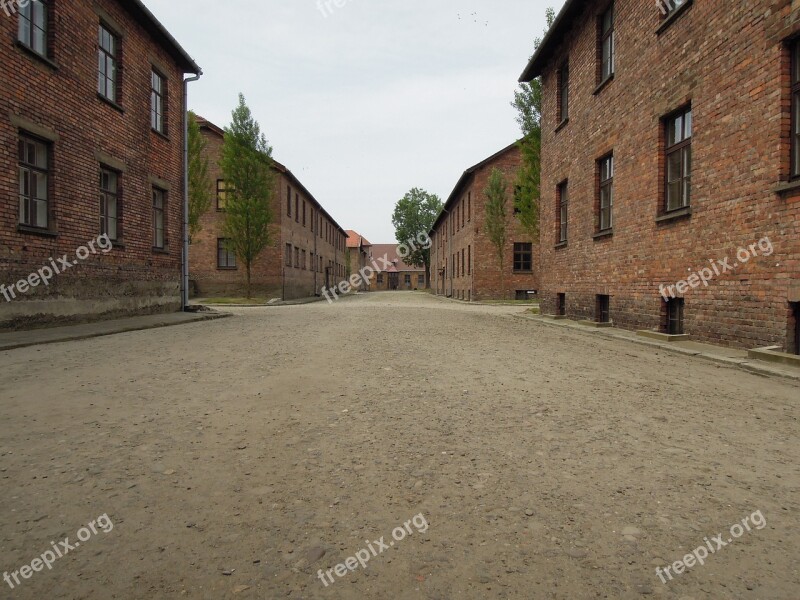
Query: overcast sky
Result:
<box><xmin>144</xmin><ymin>0</ymin><xmax>562</xmax><ymax>243</ymax></box>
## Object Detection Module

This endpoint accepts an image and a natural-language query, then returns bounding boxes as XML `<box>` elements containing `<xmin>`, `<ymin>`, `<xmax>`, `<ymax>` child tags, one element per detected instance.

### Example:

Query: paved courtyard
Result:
<box><xmin>0</xmin><ymin>292</ymin><xmax>798</xmax><ymax>599</ymax></box>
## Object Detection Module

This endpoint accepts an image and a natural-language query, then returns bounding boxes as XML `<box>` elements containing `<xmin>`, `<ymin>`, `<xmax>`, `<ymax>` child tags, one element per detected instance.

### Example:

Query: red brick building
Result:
<box><xmin>519</xmin><ymin>0</ymin><xmax>800</xmax><ymax>352</ymax></box>
<box><xmin>366</xmin><ymin>244</ymin><xmax>427</xmax><ymax>291</ymax></box>
<box><xmin>346</xmin><ymin>230</ymin><xmax>372</xmax><ymax>291</ymax></box>
<box><xmin>429</xmin><ymin>143</ymin><xmax>539</xmax><ymax>301</ymax></box>
<box><xmin>190</xmin><ymin>117</ymin><xmax>348</xmax><ymax>300</ymax></box>
<box><xmin>0</xmin><ymin>0</ymin><xmax>200</xmax><ymax>328</ymax></box>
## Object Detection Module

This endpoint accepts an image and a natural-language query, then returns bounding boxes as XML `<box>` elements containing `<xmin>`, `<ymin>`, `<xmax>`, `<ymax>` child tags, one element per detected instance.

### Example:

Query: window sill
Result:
<box><xmin>555</xmin><ymin>241</ymin><xmax>568</xmax><ymax>249</ymax></box>
<box><xmin>656</xmin><ymin>207</ymin><xmax>692</xmax><ymax>224</ymax></box>
<box><xmin>217</xmin><ymin>267</ymin><xmax>238</xmax><ymax>271</ymax></box>
<box><xmin>773</xmin><ymin>179</ymin><xmax>800</xmax><ymax>196</ymax></box>
<box><xmin>656</xmin><ymin>0</ymin><xmax>693</xmax><ymax>35</ymax></box>
<box><xmin>97</xmin><ymin>94</ymin><xmax>125</xmax><ymax>114</ymax></box>
<box><xmin>151</xmin><ymin>128</ymin><xmax>170</xmax><ymax>142</ymax></box>
<box><xmin>110</xmin><ymin>241</ymin><xmax>125</xmax><ymax>250</ymax></box>
<box><xmin>17</xmin><ymin>224</ymin><xmax>58</xmax><ymax>238</ymax></box>
<box><xmin>513</xmin><ymin>270</ymin><xmax>534</xmax><ymax>274</ymax></box>
<box><xmin>593</xmin><ymin>74</ymin><xmax>614</xmax><ymax>96</ymax></box>
<box><xmin>15</xmin><ymin>41</ymin><xmax>59</xmax><ymax>70</ymax></box>
<box><xmin>593</xmin><ymin>229</ymin><xmax>614</xmax><ymax>240</ymax></box>
<box><xmin>152</xmin><ymin>247</ymin><xmax>170</xmax><ymax>255</ymax></box>
<box><xmin>555</xmin><ymin>118</ymin><xmax>569</xmax><ymax>133</ymax></box>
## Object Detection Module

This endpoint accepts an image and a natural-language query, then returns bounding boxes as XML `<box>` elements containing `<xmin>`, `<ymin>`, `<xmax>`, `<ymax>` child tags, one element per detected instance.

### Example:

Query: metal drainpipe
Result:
<box><xmin>182</xmin><ymin>71</ymin><xmax>202</xmax><ymax>311</ymax></box>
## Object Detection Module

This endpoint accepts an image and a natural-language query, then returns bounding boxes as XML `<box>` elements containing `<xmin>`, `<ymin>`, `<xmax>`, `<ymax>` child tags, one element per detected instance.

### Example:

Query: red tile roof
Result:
<box><xmin>346</xmin><ymin>230</ymin><xmax>372</xmax><ymax>249</ymax></box>
<box><xmin>369</xmin><ymin>244</ymin><xmax>424</xmax><ymax>272</ymax></box>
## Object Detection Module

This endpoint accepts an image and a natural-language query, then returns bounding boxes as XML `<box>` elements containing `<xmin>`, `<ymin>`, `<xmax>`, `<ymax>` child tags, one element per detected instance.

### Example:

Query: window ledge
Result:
<box><xmin>555</xmin><ymin>118</ymin><xmax>570</xmax><ymax>133</ymax></box>
<box><xmin>773</xmin><ymin>179</ymin><xmax>800</xmax><ymax>196</ymax></box>
<box><xmin>15</xmin><ymin>41</ymin><xmax>59</xmax><ymax>70</ymax></box>
<box><xmin>656</xmin><ymin>207</ymin><xmax>692</xmax><ymax>224</ymax></box>
<box><xmin>593</xmin><ymin>74</ymin><xmax>614</xmax><ymax>96</ymax></box>
<box><xmin>217</xmin><ymin>267</ymin><xmax>238</xmax><ymax>271</ymax></box>
<box><xmin>97</xmin><ymin>94</ymin><xmax>125</xmax><ymax>114</ymax></box>
<box><xmin>152</xmin><ymin>247</ymin><xmax>170</xmax><ymax>255</ymax></box>
<box><xmin>656</xmin><ymin>0</ymin><xmax>693</xmax><ymax>35</ymax></box>
<box><xmin>151</xmin><ymin>129</ymin><xmax>170</xmax><ymax>142</ymax></box>
<box><xmin>593</xmin><ymin>229</ymin><xmax>614</xmax><ymax>240</ymax></box>
<box><xmin>17</xmin><ymin>224</ymin><xmax>58</xmax><ymax>238</ymax></box>
<box><xmin>513</xmin><ymin>270</ymin><xmax>534</xmax><ymax>274</ymax></box>
<box><xmin>110</xmin><ymin>241</ymin><xmax>125</xmax><ymax>250</ymax></box>
<box><xmin>555</xmin><ymin>241</ymin><xmax>568</xmax><ymax>249</ymax></box>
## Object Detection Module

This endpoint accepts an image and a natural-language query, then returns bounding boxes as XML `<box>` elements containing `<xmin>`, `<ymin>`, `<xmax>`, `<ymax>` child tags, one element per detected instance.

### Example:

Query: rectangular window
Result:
<box><xmin>377</xmin><ymin>274</ymin><xmax>384</xmax><ymax>285</ymax></box>
<box><xmin>151</xmin><ymin>70</ymin><xmax>166</xmax><ymax>134</ymax></box>
<box><xmin>310</xmin><ymin>208</ymin><xmax>315</xmax><ymax>233</ymax></box>
<box><xmin>599</xmin><ymin>154</ymin><xmax>614</xmax><ymax>231</ymax></box>
<box><xmin>597</xmin><ymin>295</ymin><xmax>610</xmax><ymax>323</ymax></box>
<box><xmin>295</xmin><ymin>194</ymin><xmax>300</xmax><ymax>223</ymax></box>
<box><xmin>301</xmin><ymin>249</ymin><xmax>306</xmax><ymax>270</ymax></box>
<box><xmin>99</xmin><ymin>168</ymin><xmax>119</xmax><ymax>241</ymax></box>
<box><xmin>302</xmin><ymin>201</ymin><xmax>306</xmax><ymax>226</ymax></box>
<box><xmin>558</xmin><ymin>62</ymin><xmax>569</xmax><ymax>123</ymax></box>
<box><xmin>468</xmin><ymin>192</ymin><xmax>471</xmax><ymax>221</ymax></box>
<box><xmin>791</xmin><ymin>302</ymin><xmax>800</xmax><ymax>355</ymax></box>
<box><xmin>405</xmin><ymin>274</ymin><xmax>412</xmax><ymax>286</ymax></box>
<box><xmin>217</xmin><ymin>239</ymin><xmax>236</xmax><ymax>269</ymax></box>
<box><xmin>418</xmin><ymin>275</ymin><xmax>425</xmax><ymax>286</ymax></box>
<box><xmin>285</xmin><ymin>244</ymin><xmax>292</xmax><ymax>266</ymax></box>
<box><xmin>153</xmin><ymin>188</ymin><xmax>165</xmax><ymax>249</ymax></box>
<box><xmin>599</xmin><ymin>3</ymin><xmax>615</xmax><ymax>82</ymax></box>
<box><xmin>664</xmin><ymin>298</ymin><xmax>685</xmax><ymax>335</ymax></box>
<box><xmin>18</xmin><ymin>0</ymin><xmax>48</xmax><ymax>57</ymax></box>
<box><xmin>513</xmin><ymin>243</ymin><xmax>533</xmax><ymax>272</ymax></box>
<box><xmin>557</xmin><ymin>181</ymin><xmax>568</xmax><ymax>243</ymax></box>
<box><xmin>665</xmin><ymin>107</ymin><xmax>692</xmax><ymax>212</ymax></box>
<box><xmin>287</xmin><ymin>186</ymin><xmax>292</xmax><ymax>217</ymax></box>
<box><xmin>217</xmin><ymin>179</ymin><xmax>231</xmax><ymax>210</ymax></box>
<box><xmin>557</xmin><ymin>293</ymin><xmax>566</xmax><ymax>316</ymax></box>
<box><xmin>792</xmin><ymin>41</ymin><xmax>800</xmax><ymax>178</ymax></box>
<box><xmin>660</xmin><ymin>0</ymin><xmax>687</xmax><ymax>18</ymax></box>
<box><xmin>461</xmin><ymin>249</ymin><xmax>465</xmax><ymax>276</ymax></box>
<box><xmin>18</xmin><ymin>134</ymin><xmax>49</xmax><ymax>229</ymax></box>
<box><xmin>294</xmin><ymin>247</ymin><xmax>300</xmax><ymax>268</ymax></box>
<box><xmin>98</xmin><ymin>24</ymin><xmax>119</xmax><ymax>102</ymax></box>
<box><xmin>468</xmin><ymin>245</ymin><xmax>471</xmax><ymax>275</ymax></box>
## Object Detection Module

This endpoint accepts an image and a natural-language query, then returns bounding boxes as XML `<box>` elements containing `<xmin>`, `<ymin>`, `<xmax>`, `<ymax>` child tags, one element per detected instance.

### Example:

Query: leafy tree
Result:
<box><xmin>187</xmin><ymin>111</ymin><xmax>212</xmax><ymax>242</ymax></box>
<box><xmin>220</xmin><ymin>94</ymin><xmax>275</xmax><ymax>298</ymax></box>
<box><xmin>512</xmin><ymin>7</ymin><xmax>555</xmax><ymax>241</ymax></box>
<box><xmin>391</xmin><ymin>188</ymin><xmax>443</xmax><ymax>287</ymax></box>
<box><xmin>484</xmin><ymin>168</ymin><xmax>509</xmax><ymax>299</ymax></box>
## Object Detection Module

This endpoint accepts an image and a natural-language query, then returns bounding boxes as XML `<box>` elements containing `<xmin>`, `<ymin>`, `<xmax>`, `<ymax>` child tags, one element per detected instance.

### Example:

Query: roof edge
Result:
<box><xmin>519</xmin><ymin>0</ymin><xmax>582</xmax><ymax>82</ymax></box>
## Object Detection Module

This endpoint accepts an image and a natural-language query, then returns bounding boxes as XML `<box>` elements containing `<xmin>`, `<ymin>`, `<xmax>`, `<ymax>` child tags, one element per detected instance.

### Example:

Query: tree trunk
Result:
<box><xmin>246</xmin><ymin>263</ymin><xmax>252</xmax><ymax>299</ymax></box>
<box><xmin>425</xmin><ymin>261</ymin><xmax>431</xmax><ymax>289</ymax></box>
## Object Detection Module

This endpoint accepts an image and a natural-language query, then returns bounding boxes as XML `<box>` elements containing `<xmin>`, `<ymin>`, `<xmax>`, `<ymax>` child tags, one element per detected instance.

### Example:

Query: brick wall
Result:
<box><xmin>532</xmin><ymin>0</ymin><xmax>800</xmax><ymax>350</ymax></box>
<box><xmin>0</xmin><ymin>0</ymin><xmax>196</xmax><ymax>329</ymax></box>
<box><xmin>190</xmin><ymin>120</ymin><xmax>347</xmax><ymax>300</ymax></box>
<box><xmin>430</xmin><ymin>144</ymin><xmax>539</xmax><ymax>301</ymax></box>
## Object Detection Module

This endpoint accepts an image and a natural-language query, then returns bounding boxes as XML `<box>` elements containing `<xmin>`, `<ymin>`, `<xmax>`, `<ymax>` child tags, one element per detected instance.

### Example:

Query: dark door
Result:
<box><xmin>388</xmin><ymin>273</ymin><xmax>399</xmax><ymax>290</ymax></box>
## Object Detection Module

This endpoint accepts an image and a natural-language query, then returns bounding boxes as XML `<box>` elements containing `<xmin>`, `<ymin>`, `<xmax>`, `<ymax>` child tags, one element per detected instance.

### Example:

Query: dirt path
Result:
<box><xmin>0</xmin><ymin>292</ymin><xmax>797</xmax><ymax>599</ymax></box>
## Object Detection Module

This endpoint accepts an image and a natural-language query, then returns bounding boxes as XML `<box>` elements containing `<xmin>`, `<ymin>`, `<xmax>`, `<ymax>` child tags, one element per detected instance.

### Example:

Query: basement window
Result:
<box><xmin>557</xmin><ymin>293</ymin><xmax>566</xmax><ymax>316</ymax></box>
<box><xmin>791</xmin><ymin>303</ymin><xmax>800</xmax><ymax>355</ymax></box>
<box><xmin>597</xmin><ymin>295</ymin><xmax>610</xmax><ymax>323</ymax></box>
<box><xmin>663</xmin><ymin>297</ymin><xmax>684</xmax><ymax>335</ymax></box>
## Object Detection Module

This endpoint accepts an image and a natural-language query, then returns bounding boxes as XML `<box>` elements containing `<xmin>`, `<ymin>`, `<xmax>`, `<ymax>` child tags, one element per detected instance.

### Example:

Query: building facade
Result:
<box><xmin>0</xmin><ymin>0</ymin><xmax>200</xmax><ymax>328</ymax></box>
<box><xmin>519</xmin><ymin>0</ymin><xmax>800</xmax><ymax>352</ymax></box>
<box><xmin>190</xmin><ymin>117</ymin><xmax>348</xmax><ymax>300</ymax></box>
<box><xmin>366</xmin><ymin>244</ymin><xmax>426</xmax><ymax>291</ymax></box>
<box><xmin>346</xmin><ymin>230</ymin><xmax>373</xmax><ymax>291</ymax></box>
<box><xmin>429</xmin><ymin>143</ymin><xmax>538</xmax><ymax>301</ymax></box>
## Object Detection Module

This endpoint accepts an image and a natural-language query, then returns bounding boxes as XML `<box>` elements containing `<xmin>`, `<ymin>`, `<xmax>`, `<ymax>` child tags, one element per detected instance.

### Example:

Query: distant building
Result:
<box><xmin>367</xmin><ymin>245</ymin><xmax>426</xmax><ymax>291</ymax></box>
<box><xmin>0</xmin><ymin>0</ymin><xmax>200</xmax><ymax>328</ymax></box>
<box><xmin>519</xmin><ymin>0</ymin><xmax>800</xmax><ymax>351</ymax></box>
<box><xmin>429</xmin><ymin>143</ymin><xmax>538</xmax><ymax>301</ymax></box>
<box><xmin>190</xmin><ymin>117</ymin><xmax>347</xmax><ymax>300</ymax></box>
<box><xmin>346</xmin><ymin>230</ymin><xmax>373</xmax><ymax>291</ymax></box>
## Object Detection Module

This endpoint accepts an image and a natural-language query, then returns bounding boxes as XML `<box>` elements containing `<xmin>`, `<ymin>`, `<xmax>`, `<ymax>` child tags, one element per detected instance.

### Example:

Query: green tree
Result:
<box><xmin>512</xmin><ymin>7</ymin><xmax>555</xmax><ymax>241</ymax></box>
<box><xmin>220</xmin><ymin>94</ymin><xmax>275</xmax><ymax>298</ymax></box>
<box><xmin>187</xmin><ymin>111</ymin><xmax>212</xmax><ymax>242</ymax></box>
<box><xmin>391</xmin><ymin>188</ymin><xmax>443</xmax><ymax>287</ymax></box>
<box><xmin>484</xmin><ymin>168</ymin><xmax>509</xmax><ymax>299</ymax></box>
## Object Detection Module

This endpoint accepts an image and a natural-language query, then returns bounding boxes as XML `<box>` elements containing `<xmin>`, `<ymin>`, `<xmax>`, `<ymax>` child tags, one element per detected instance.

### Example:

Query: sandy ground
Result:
<box><xmin>0</xmin><ymin>291</ymin><xmax>798</xmax><ymax>600</ymax></box>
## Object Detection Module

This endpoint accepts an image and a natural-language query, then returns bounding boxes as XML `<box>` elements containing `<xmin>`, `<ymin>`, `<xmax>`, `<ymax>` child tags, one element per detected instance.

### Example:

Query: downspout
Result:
<box><xmin>182</xmin><ymin>70</ymin><xmax>202</xmax><ymax>311</ymax></box>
